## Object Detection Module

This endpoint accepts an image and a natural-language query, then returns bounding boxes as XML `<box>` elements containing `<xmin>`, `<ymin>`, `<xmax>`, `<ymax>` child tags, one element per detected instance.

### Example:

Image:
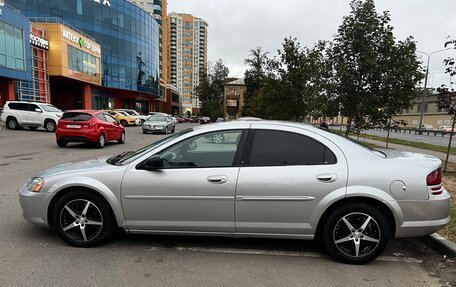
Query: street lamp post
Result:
<box><xmin>417</xmin><ymin>48</ymin><xmax>452</xmax><ymax>131</ymax></box>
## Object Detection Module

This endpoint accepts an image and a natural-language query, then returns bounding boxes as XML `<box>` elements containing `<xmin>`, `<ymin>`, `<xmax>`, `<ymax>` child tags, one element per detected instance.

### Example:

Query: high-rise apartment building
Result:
<box><xmin>168</xmin><ymin>13</ymin><xmax>208</xmax><ymax>114</ymax></box>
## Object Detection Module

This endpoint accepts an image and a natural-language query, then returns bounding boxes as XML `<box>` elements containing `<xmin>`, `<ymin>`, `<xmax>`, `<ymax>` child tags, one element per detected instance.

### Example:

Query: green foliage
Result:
<box><xmin>194</xmin><ymin>59</ymin><xmax>229</xmax><ymax>121</ymax></box>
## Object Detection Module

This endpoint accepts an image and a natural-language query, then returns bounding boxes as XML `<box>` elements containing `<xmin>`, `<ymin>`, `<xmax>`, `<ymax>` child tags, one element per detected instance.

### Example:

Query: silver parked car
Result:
<box><xmin>142</xmin><ymin>114</ymin><xmax>176</xmax><ymax>134</ymax></box>
<box><xmin>19</xmin><ymin>121</ymin><xmax>450</xmax><ymax>264</ymax></box>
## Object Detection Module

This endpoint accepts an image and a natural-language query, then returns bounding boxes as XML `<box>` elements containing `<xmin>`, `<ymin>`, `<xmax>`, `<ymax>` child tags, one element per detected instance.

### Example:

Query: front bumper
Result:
<box><xmin>395</xmin><ymin>189</ymin><xmax>451</xmax><ymax>238</ymax></box>
<box><xmin>19</xmin><ymin>187</ymin><xmax>51</xmax><ymax>228</ymax></box>
<box><xmin>142</xmin><ymin>125</ymin><xmax>166</xmax><ymax>132</ymax></box>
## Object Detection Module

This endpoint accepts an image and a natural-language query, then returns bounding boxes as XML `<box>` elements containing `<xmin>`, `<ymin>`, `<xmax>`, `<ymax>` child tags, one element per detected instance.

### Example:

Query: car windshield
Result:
<box><xmin>318</xmin><ymin>127</ymin><xmax>386</xmax><ymax>158</ymax></box>
<box><xmin>40</xmin><ymin>105</ymin><xmax>61</xmax><ymax>113</ymax></box>
<box><xmin>109</xmin><ymin>128</ymin><xmax>193</xmax><ymax>166</ymax></box>
<box><xmin>148</xmin><ymin>115</ymin><xmax>166</xmax><ymax>122</ymax></box>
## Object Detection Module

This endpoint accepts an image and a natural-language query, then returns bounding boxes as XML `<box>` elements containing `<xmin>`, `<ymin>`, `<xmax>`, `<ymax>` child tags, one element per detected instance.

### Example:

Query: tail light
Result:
<box><xmin>82</xmin><ymin>122</ymin><xmax>96</xmax><ymax>128</ymax></box>
<box><xmin>427</xmin><ymin>168</ymin><xmax>443</xmax><ymax>195</ymax></box>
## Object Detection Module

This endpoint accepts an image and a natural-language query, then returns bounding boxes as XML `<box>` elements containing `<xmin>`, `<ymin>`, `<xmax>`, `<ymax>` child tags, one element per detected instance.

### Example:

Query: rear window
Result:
<box><xmin>61</xmin><ymin>112</ymin><xmax>93</xmax><ymax>122</ymax></box>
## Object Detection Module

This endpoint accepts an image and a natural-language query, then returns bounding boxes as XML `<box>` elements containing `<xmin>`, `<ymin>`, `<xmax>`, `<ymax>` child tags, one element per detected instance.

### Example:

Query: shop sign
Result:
<box><xmin>30</xmin><ymin>34</ymin><xmax>49</xmax><ymax>50</ymax></box>
<box><xmin>89</xmin><ymin>0</ymin><xmax>110</xmax><ymax>7</ymax></box>
<box><xmin>62</xmin><ymin>30</ymin><xmax>101</xmax><ymax>55</ymax></box>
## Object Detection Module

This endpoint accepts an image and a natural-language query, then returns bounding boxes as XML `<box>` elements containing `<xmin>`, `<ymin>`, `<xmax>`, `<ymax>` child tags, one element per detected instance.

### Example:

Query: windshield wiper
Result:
<box><xmin>107</xmin><ymin>151</ymin><xmax>134</xmax><ymax>165</ymax></box>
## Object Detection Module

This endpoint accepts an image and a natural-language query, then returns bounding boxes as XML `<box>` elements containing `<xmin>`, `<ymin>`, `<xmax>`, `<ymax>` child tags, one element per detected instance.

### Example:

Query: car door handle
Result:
<box><xmin>207</xmin><ymin>175</ymin><xmax>228</xmax><ymax>184</ymax></box>
<box><xmin>316</xmin><ymin>174</ymin><xmax>338</xmax><ymax>183</ymax></box>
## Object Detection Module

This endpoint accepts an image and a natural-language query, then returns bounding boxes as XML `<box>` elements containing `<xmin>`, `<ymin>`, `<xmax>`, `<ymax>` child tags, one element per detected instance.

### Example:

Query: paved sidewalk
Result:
<box><xmin>357</xmin><ymin>137</ymin><xmax>456</xmax><ymax>163</ymax></box>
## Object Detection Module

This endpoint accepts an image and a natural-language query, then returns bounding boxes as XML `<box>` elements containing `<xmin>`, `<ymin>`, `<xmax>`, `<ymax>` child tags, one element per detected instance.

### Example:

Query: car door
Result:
<box><xmin>121</xmin><ymin>129</ymin><xmax>246</xmax><ymax>233</ymax></box>
<box><xmin>235</xmin><ymin>125</ymin><xmax>348</xmax><ymax>236</ymax></box>
<box><xmin>27</xmin><ymin>103</ymin><xmax>44</xmax><ymax>125</ymax></box>
<box><xmin>103</xmin><ymin>113</ymin><xmax>121</xmax><ymax>140</ymax></box>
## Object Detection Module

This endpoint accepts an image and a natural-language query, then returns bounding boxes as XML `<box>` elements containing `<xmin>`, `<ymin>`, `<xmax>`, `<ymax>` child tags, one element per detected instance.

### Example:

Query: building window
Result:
<box><xmin>67</xmin><ymin>45</ymin><xmax>98</xmax><ymax>76</ymax></box>
<box><xmin>0</xmin><ymin>21</ymin><xmax>25</xmax><ymax>70</ymax></box>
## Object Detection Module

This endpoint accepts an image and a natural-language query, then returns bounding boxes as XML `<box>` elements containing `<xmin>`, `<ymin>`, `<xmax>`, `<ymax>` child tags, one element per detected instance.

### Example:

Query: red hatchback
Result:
<box><xmin>56</xmin><ymin>110</ymin><xmax>126</xmax><ymax>148</ymax></box>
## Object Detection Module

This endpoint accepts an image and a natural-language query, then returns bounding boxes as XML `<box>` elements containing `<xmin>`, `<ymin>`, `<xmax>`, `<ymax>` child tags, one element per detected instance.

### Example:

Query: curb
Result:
<box><xmin>422</xmin><ymin>233</ymin><xmax>456</xmax><ymax>257</ymax></box>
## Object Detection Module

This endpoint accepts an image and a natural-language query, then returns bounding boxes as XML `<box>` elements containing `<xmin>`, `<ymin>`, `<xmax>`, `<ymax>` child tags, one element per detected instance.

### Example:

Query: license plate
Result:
<box><xmin>67</xmin><ymin>124</ymin><xmax>81</xmax><ymax>129</ymax></box>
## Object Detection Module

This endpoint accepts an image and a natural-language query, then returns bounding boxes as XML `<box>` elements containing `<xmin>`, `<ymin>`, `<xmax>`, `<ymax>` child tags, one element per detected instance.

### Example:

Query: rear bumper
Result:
<box><xmin>56</xmin><ymin>130</ymin><xmax>99</xmax><ymax>143</ymax></box>
<box><xmin>395</xmin><ymin>189</ymin><xmax>451</xmax><ymax>238</ymax></box>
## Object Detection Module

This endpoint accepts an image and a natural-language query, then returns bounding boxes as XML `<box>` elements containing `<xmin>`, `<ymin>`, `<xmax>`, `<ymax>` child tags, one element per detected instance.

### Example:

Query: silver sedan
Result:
<box><xmin>18</xmin><ymin>120</ymin><xmax>450</xmax><ymax>264</ymax></box>
<box><xmin>142</xmin><ymin>114</ymin><xmax>175</xmax><ymax>134</ymax></box>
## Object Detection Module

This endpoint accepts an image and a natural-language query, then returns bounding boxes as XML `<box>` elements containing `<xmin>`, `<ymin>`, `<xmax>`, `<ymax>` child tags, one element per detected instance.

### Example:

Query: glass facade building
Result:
<box><xmin>8</xmin><ymin>0</ymin><xmax>160</xmax><ymax>97</ymax></box>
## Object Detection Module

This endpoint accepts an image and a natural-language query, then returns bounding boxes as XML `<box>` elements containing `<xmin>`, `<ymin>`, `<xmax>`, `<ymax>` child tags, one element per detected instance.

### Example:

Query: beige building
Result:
<box><xmin>224</xmin><ymin>78</ymin><xmax>246</xmax><ymax>120</ymax></box>
<box><xmin>168</xmin><ymin>13</ymin><xmax>208</xmax><ymax>114</ymax></box>
<box><xmin>393</xmin><ymin>93</ymin><xmax>452</xmax><ymax>128</ymax></box>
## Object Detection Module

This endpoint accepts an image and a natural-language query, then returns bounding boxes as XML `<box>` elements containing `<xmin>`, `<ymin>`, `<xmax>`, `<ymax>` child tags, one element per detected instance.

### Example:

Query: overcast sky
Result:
<box><xmin>168</xmin><ymin>0</ymin><xmax>456</xmax><ymax>89</ymax></box>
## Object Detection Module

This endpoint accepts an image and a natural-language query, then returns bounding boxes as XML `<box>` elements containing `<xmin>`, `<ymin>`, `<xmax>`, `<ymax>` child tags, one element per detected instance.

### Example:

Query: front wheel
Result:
<box><xmin>120</xmin><ymin>120</ymin><xmax>128</xmax><ymax>127</ymax></box>
<box><xmin>45</xmin><ymin>120</ymin><xmax>56</xmax><ymax>132</ymax></box>
<box><xmin>322</xmin><ymin>203</ymin><xmax>390</xmax><ymax>264</ymax></box>
<box><xmin>52</xmin><ymin>190</ymin><xmax>115</xmax><ymax>247</ymax></box>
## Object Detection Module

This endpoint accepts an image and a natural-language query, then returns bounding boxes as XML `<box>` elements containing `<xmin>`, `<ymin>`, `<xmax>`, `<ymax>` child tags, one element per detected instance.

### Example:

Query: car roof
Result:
<box><xmin>63</xmin><ymin>110</ymin><xmax>102</xmax><ymax>115</ymax></box>
<box><xmin>6</xmin><ymin>101</ymin><xmax>54</xmax><ymax>106</ymax></box>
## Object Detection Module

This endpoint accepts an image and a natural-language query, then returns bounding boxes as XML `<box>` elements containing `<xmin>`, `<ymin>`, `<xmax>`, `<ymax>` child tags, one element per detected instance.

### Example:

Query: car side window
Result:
<box><xmin>27</xmin><ymin>104</ymin><xmax>40</xmax><ymax>112</ymax></box>
<box><xmin>158</xmin><ymin>130</ymin><xmax>244</xmax><ymax>168</ymax></box>
<box><xmin>96</xmin><ymin>113</ymin><xmax>107</xmax><ymax>122</ymax></box>
<box><xmin>104</xmin><ymin>114</ymin><xmax>117</xmax><ymax>123</ymax></box>
<box><xmin>10</xmin><ymin>103</ymin><xmax>27</xmax><ymax>111</ymax></box>
<box><xmin>247</xmin><ymin>130</ymin><xmax>337</xmax><ymax>166</ymax></box>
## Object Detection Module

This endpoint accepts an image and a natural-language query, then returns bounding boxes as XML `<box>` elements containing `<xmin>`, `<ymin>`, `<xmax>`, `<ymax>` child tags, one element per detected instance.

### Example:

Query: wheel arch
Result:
<box><xmin>47</xmin><ymin>183</ymin><xmax>124</xmax><ymax>230</ymax></box>
<box><xmin>314</xmin><ymin>196</ymin><xmax>398</xmax><ymax>240</ymax></box>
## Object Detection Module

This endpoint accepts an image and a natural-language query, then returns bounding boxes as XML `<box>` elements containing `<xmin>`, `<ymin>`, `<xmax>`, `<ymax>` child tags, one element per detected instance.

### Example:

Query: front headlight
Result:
<box><xmin>26</xmin><ymin>177</ymin><xmax>45</xmax><ymax>192</ymax></box>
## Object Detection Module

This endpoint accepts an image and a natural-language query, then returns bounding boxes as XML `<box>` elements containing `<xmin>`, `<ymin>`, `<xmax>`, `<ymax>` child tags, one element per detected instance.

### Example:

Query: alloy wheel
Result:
<box><xmin>333</xmin><ymin>212</ymin><xmax>381</xmax><ymax>258</ymax></box>
<box><xmin>212</xmin><ymin>133</ymin><xmax>224</xmax><ymax>144</ymax></box>
<box><xmin>46</xmin><ymin>121</ymin><xmax>56</xmax><ymax>132</ymax></box>
<box><xmin>59</xmin><ymin>199</ymin><xmax>103</xmax><ymax>242</ymax></box>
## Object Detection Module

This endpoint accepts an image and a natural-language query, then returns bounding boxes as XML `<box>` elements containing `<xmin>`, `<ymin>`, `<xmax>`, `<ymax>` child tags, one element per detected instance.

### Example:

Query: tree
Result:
<box><xmin>194</xmin><ymin>59</ymin><xmax>229</xmax><ymax>120</ymax></box>
<box><xmin>247</xmin><ymin>38</ymin><xmax>332</xmax><ymax>121</ymax></box>
<box><xmin>330</xmin><ymin>0</ymin><xmax>423</xmax><ymax>136</ymax></box>
<box><xmin>437</xmin><ymin>56</ymin><xmax>456</xmax><ymax>171</ymax></box>
<box><xmin>242</xmin><ymin>47</ymin><xmax>269</xmax><ymax>116</ymax></box>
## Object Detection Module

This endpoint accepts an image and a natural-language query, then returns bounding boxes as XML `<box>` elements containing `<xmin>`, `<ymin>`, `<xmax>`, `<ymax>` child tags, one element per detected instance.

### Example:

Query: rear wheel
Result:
<box><xmin>120</xmin><ymin>120</ymin><xmax>128</xmax><ymax>127</ymax></box>
<box><xmin>6</xmin><ymin>117</ymin><xmax>18</xmax><ymax>130</ymax></box>
<box><xmin>45</xmin><ymin>120</ymin><xmax>56</xmax><ymax>132</ymax></box>
<box><xmin>322</xmin><ymin>203</ymin><xmax>390</xmax><ymax>264</ymax></box>
<box><xmin>96</xmin><ymin>134</ymin><xmax>105</xmax><ymax>149</ymax></box>
<box><xmin>118</xmin><ymin>132</ymin><xmax>126</xmax><ymax>144</ymax></box>
<box><xmin>57</xmin><ymin>140</ymin><xmax>67</xmax><ymax>147</ymax></box>
<box><xmin>52</xmin><ymin>190</ymin><xmax>115</xmax><ymax>247</ymax></box>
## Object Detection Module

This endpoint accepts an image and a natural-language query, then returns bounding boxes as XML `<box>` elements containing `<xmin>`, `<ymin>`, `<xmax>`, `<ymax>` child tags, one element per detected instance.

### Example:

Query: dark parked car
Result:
<box><xmin>56</xmin><ymin>110</ymin><xmax>125</xmax><ymax>148</ymax></box>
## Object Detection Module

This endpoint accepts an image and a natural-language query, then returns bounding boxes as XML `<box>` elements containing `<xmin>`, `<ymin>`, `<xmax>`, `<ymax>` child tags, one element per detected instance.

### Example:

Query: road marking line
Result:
<box><xmin>147</xmin><ymin>246</ymin><xmax>422</xmax><ymax>263</ymax></box>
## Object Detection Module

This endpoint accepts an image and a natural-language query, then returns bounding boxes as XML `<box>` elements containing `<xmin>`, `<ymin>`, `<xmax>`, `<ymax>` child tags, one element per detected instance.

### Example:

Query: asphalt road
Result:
<box><xmin>0</xmin><ymin>123</ymin><xmax>455</xmax><ymax>286</ymax></box>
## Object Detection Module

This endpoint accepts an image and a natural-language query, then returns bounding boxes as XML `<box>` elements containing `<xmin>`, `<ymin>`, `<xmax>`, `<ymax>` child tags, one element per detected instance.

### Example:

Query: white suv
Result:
<box><xmin>0</xmin><ymin>101</ymin><xmax>62</xmax><ymax>132</ymax></box>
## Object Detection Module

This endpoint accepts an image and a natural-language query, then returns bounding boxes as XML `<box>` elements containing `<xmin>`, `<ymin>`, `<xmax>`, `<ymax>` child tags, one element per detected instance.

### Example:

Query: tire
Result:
<box><xmin>321</xmin><ymin>203</ymin><xmax>390</xmax><ymax>264</ymax></box>
<box><xmin>96</xmin><ymin>134</ymin><xmax>106</xmax><ymax>149</ymax></box>
<box><xmin>140</xmin><ymin>119</ymin><xmax>145</xmax><ymax>126</ymax></box>
<box><xmin>6</xmin><ymin>117</ymin><xmax>18</xmax><ymax>130</ymax></box>
<box><xmin>57</xmin><ymin>140</ymin><xmax>67</xmax><ymax>147</ymax></box>
<box><xmin>171</xmin><ymin>126</ymin><xmax>176</xmax><ymax>133</ymax></box>
<box><xmin>212</xmin><ymin>133</ymin><xmax>225</xmax><ymax>144</ymax></box>
<box><xmin>118</xmin><ymin>132</ymin><xmax>125</xmax><ymax>144</ymax></box>
<box><xmin>45</xmin><ymin>120</ymin><xmax>56</xmax><ymax>132</ymax></box>
<box><xmin>120</xmin><ymin>120</ymin><xmax>128</xmax><ymax>127</ymax></box>
<box><xmin>163</xmin><ymin>127</ymin><xmax>168</xmax><ymax>134</ymax></box>
<box><xmin>52</xmin><ymin>190</ymin><xmax>115</xmax><ymax>247</ymax></box>
<box><xmin>29</xmin><ymin>126</ymin><xmax>38</xmax><ymax>131</ymax></box>
<box><xmin>142</xmin><ymin>130</ymin><xmax>148</xmax><ymax>134</ymax></box>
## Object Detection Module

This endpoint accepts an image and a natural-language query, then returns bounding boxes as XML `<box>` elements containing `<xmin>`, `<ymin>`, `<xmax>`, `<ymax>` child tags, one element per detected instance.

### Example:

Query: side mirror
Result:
<box><xmin>137</xmin><ymin>154</ymin><xmax>163</xmax><ymax>170</ymax></box>
<box><xmin>35</xmin><ymin>108</ymin><xmax>42</xmax><ymax>113</ymax></box>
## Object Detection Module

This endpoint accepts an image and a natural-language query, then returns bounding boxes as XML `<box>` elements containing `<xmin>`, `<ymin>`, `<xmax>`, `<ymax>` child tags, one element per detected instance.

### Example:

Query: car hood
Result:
<box><xmin>381</xmin><ymin>150</ymin><xmax>441</xmax><ymax>168</ymax></box>
<box><xmin>37</xmin><ymin>155</ymin><xmax>115</xmax><ymax>178</ymax></box>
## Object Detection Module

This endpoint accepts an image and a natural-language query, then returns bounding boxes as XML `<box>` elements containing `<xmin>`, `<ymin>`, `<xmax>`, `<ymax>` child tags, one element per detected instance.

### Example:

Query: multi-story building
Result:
<box><xmin>6</xmin><ymin>0</ymin><xmax>161</xmax><ymax>114</ymax></box>
<box><xmin>223</xmin><ymin>78</ymin><xmax>246</xmax><ymax>120</ymax></box>
<box><xmin>168</xmin><ymin>12</ymin><xmax>208</xmax><ymax>115</ymax></box>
